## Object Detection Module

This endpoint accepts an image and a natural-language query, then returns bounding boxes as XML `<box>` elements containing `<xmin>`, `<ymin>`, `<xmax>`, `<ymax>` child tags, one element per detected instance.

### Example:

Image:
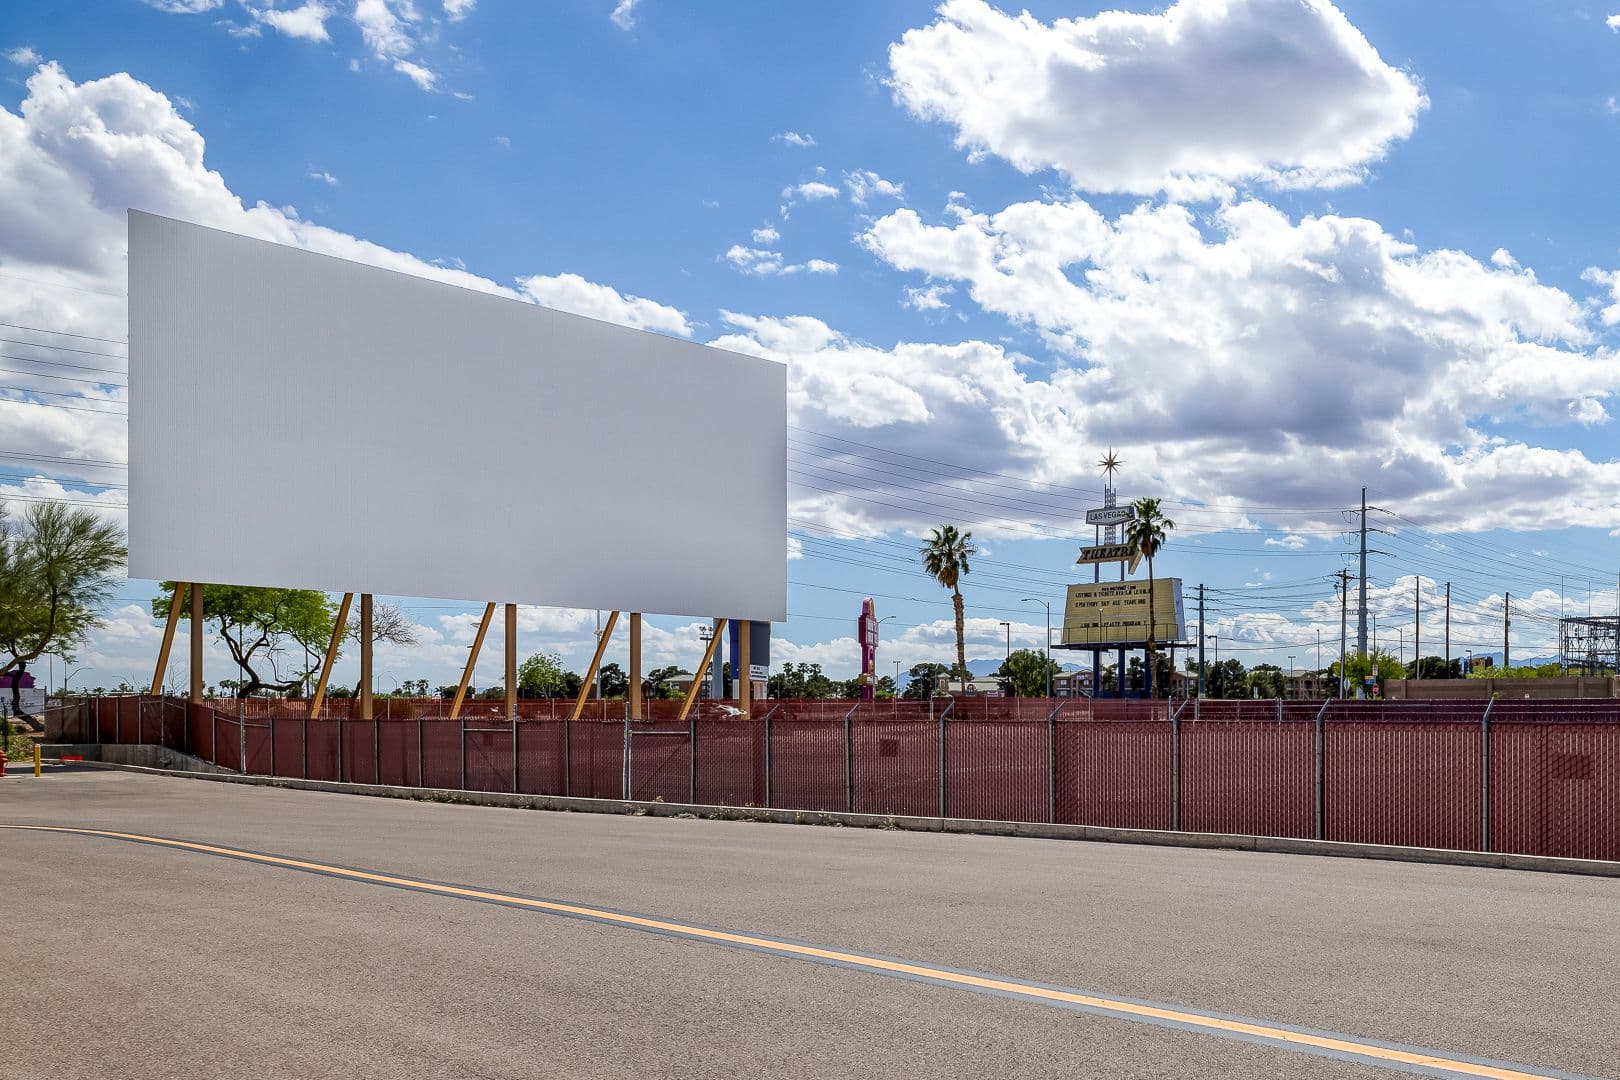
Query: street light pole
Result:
<box><xmin>877</xmin><ymin>614</ymin><xmax>895</xmax><ymax>694</ymax></box>
<box><xmin>1022</xmin><ymin>598</ymin><xmax>1052</xmax><ymax>699</ymax></box>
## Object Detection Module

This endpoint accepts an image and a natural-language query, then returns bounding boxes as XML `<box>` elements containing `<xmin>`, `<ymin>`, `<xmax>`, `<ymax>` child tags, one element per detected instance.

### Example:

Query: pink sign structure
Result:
<box><xmin>857</xmin><ymin>597</ymin><xmax>878</xmax><ymax>701</ymax></box>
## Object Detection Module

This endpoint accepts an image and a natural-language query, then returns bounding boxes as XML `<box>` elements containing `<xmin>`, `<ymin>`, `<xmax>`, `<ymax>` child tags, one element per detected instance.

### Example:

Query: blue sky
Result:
<box><xmin>3</xmin><ymin>0</ymin><xmax>1620</xmax><ymax>692</ymax></box>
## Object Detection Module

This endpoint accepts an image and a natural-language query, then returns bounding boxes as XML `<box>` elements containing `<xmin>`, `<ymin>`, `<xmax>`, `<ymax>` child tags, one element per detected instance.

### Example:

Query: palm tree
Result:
<box><xmin>920</xmin><ymin>525</ymin><xmax>976</xmax><ymax>692</ymax></box>
<box><xmin>1125</xmin><ymin>498</ymin><xmax>1176</xmax><ymax>697</ymax></box>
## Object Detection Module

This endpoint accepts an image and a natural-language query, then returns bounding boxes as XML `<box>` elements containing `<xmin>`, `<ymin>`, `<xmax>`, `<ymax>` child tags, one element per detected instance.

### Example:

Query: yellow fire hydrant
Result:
<box><xmin>33</xmin><ymin>743</ymin><xmax>41</xmax><ymax>778</ymax></box>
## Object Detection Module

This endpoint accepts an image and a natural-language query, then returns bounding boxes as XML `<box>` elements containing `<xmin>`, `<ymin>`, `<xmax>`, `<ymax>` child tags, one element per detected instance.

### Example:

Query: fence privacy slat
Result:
<box><xmin>72</xmin><ymin>695</ymin><xmax>1620</xmax><ymax>862</ymax></box>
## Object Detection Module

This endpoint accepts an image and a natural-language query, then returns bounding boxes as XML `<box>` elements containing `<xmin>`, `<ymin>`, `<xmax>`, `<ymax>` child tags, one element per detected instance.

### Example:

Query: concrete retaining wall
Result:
<box><xmin>1385</xmin><ymin>677</ymin><xmax>1620</xmax><ymax>699</ymax></box>
<box><xmin>45</xmin><ymin>744</ymin><xmax>236</xmax><ymax>775</ymax></box>
<box><xmin>66</xmin><ymin>758</ymin><xmax>1620</xmax><ymax>880</ymax></box>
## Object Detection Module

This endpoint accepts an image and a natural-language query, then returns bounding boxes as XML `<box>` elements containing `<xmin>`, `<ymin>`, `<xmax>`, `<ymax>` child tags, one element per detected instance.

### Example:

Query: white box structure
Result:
<box><xmin>128</xmin><ymin>211</ymin><xmax>787</xmax><ymax>621</ymax></box>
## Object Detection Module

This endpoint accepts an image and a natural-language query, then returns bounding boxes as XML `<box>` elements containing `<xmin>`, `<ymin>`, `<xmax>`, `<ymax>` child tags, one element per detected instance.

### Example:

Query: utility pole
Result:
<box><xmin>1336</xmin><ymin>568</ymin><xmax>1350</xmax><ymax>699</ymax></box>
<box><xmin>1358</xmin><ymin>487</ymin><xmax>1369</xmax><ymax>658</ymax></box>
<box><xmin>1197</xmin><ymin>584</ymin><xmax>1206</xmax><ymax>699</ymax></box>
<box><xmin>1503</xmin><ymin>593</ymin><xmax>1511</xmax><ymax>669</ymax></box>
<box><xmin>1444</xmin><ymin>582</ymin><xmax>1451</xmax><ymax>675</ymax></box>
<box><xmin>1414</xmin><ymin>577</ymin><xmax>1421</xmax><ymax>680</ymax></box>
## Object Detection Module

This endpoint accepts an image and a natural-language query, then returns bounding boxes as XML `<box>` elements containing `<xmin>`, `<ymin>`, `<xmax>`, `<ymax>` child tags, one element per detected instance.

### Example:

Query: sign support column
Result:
<box><xmin>629</xmin><ymin>613</ymin><xmax>643</xmax><ymax>721</ymax></box>
<box><xmin>189</xmin><ymin>583</ymin><xmax>204</xmax><ymax>705</ymax></box>
<box><xmin>358</xmin><ymin>593</ymin><xmax>373</xmax><ymax>721</ymax></box>
<box><xmin>505</xmin><ymin>603</ymin><xmax>517</xmax><ymax>721</ymax></box>
<box><xmin>738</xmin><ymin>619</ymin><xmax>752</xmax><ymax>714</ymax></box>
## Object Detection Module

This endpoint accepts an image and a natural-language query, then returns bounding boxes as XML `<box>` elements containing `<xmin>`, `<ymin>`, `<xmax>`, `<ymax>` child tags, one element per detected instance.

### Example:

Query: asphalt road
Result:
<box><xmin>1</xmin><ymin>770</ymin><xmax>1615</xmax><ymax>1079</ymax></box>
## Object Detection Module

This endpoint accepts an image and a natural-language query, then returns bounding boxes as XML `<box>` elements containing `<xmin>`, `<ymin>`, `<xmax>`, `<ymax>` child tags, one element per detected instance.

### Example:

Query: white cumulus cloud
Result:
<box><xmin>783</xmin><ymin>180</ymin><xmax>839</xmax><ymax>201</ymax></box>
<box><xmin>141</xmin><ymin>0</ymin><xmax>223</xmax><ymax>11</ymax></box>
<box><xmin>248</xmin><ymin>1</ymin><xmax>333</xmax><ymax>42</ymax></box>
<box><xmin>854</xmin><ymin>191</ymin><xmax>1620</xmax><ymax>532</ymax></box>
<box><xmin>724</xmin><ymin>246</ymin><xmax>839</xmax><ymax>277</ymax></box>
<box><xmin>887</xmin><ymin>0</ymin><xmax>1426</xmax><ymax>196</ymax></box>
<box><xmin>845</xmin><ymin>169</ymin><xmax>904</xmax><ymax>206</ymax></box>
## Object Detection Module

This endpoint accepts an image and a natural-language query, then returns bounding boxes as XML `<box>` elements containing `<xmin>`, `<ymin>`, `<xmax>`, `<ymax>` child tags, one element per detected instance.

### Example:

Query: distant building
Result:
<box><xmin>1052</xmin><ymin>669</ymin><xmax>1092</xmax><ymax>697</ymax></box>
<box><xmin>935</xmin><ymin>673</ymin><xmax>1006</xmax><ymax>696</ymax></box>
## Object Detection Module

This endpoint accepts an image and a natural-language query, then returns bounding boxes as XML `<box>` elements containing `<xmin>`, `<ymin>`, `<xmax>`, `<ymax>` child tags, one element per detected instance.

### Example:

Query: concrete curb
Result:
<box><xmin>58</xmin><ymin>758</ymin><xmax>1620</xmax><ymax>879</ymax></box>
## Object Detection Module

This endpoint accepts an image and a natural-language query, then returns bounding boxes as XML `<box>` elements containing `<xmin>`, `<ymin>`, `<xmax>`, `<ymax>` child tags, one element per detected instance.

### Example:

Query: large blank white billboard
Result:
<box><xmin>128</xmin><ymin>211</ymin><xmax>786</xmax><ymax>621</ymax></box>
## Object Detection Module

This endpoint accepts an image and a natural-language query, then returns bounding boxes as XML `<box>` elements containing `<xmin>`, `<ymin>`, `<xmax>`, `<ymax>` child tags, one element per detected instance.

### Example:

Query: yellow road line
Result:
<box><xmin>0</xmin><ymin>824</ymin><xmax>1577</xmax><ymax>1080</ymax></box>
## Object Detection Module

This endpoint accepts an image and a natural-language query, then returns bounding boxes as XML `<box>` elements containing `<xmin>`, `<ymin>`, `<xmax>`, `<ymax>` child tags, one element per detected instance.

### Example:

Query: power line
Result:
<box><xmin>0</xmin><ymin>274</ymin><xmax>126</xmax><ymax>300</ymax></box>
<box><xmin>0</xmin><ymin>366</ymin><xmax>126</xmax><ymax>388</ymax></box>
<box><xmin>0</xmin><ymin>471</ymin><xmax>125</xmax><ymax>490</ymax></box>
<box><xmin>0</xmin><ymin>449</ymin><xmax>126</xmax><ymax>470</ymax></box>
<box><xmin>0</xmin><ymin>321</ymin><xmax>126</xmax><ymax>345</ymax></box>
<box><xmin>0</xmin><ymin>394</ymin><xmax>127</xmax><ymax>416</ymax></box>
<box><xmin>0</xmin><ymin>336</ymin><xmax>128</xmax><ymax>360</ymax></box>
<box><xmin>0</xmin><ymin>351</ymin><xmax>127</xmax><ymax>378</ymax></box>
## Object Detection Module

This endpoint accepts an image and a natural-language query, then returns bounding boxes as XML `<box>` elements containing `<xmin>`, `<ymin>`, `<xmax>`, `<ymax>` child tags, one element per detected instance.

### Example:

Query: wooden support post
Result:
<box><xmin>570</xmin><ymin>611</ymin><xmax>620</xmax><ymax>721</ymax></box>
<box><xmin>150</xmin><ymin>582</ymin><xmax>187</xmax><ymax>695</ymax></box>
<box><xmin>189</xmin><ymin>583</ymin><xmax>204</xmax><ymax>705</ymax></box>
<box><xmin>628</xmin><ymin>613</ymin><xmax>643</xmax><ymax>720</ymax></box>
<box><xmin>504</xmin><ymin>603</ymin><xmax>517</xmax><ymax>721</ymax></box>
<box><xmin>358</xmin><ymin>593</ymin><xmax>374</xmax><ymax>722</ymax></box>
<box><xmin>677</xmin><ymin>619</ymin><xmax>726</xmax><ymax>724</ymax></box>
<box><xmin>449</xmin><ymin>602</ymin><xmax>496</xmax><ymax>720</ymax></box>
<box><xmin>309</xmin><ymin>592</ymin><xmax>352</xmax><ymax>719</ymax></box>
<box><xmin>737</xmin><ymin>618</ymin><xmax>752</xmax><ymax>715</ymax></box>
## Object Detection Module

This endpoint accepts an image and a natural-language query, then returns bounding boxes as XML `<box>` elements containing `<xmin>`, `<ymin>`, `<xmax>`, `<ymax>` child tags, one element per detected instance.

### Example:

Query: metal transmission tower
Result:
<box><xmin>1352</xmin><ymin>488</ymin><xmax>1393</xmax><ymax>660</ymax></box>
<box><xmin>1335</xmin><ymin>568</ymin><xmax>1350</xmax><ymax>698</ymax></box>
<box><xmin>1558</xmin><ymin>616</ymin><xmax>1618</xmax><ymax>674</ymax></box>
<box><xmin>1358</xmin><ymin>488</ymin><xmax>1368</xmax><ymax>658</ymax></box>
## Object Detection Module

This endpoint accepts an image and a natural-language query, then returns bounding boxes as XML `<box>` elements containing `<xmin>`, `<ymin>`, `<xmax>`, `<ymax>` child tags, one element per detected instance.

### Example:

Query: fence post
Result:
<box><xmin>1313</xmin><ymin>698</ymin><xmax>1330</xmax><ymax>841</ymax></box>
<box><xmin>622</xmin><ymin>713</ymin><xmax>631</xmax><ymax>800</ymax></box>
<box><xmin>844</xmin><ymin>704</ymin><xmax>856</xmax><ymax>813</ymax></box>
<box><xmin>238</xmin><ymin>697</ymin><xmax>246</xmax><ymax>775</ymax></box>
<box><xmin>302</xmin><ymin>715</ymin><xmax>308</xmax><ymax>780</ymax></box>
<box><xmin>1170</xmin><ymin>698</ymin><xmax>1183</xmax><ymax>832</ymax></box>
<box><xmin>564</xmin><ymin>712</ymin><xmax>572</xmax><ymax>797</ymax></box>
<box><xmin>137</xmin><ymin>697</ymin><xmax>145</xmax><ymax>745</ymax></box>
<box><xmin>459</xmin><ymin>716</ymin><xmax>467</xmax><ymax>791</ymax></box>
<box><xmin>763</xmin><ymin>705</ymin><xmax>774</xmax><ymax>809</ymax></box>
<box><xmin>1480</xmin><ymin>697</ymin><xmax>1495</xmax><ymax>852</ymax></box>
<box><xmin>269</xmin><ymin>713</ymin><xmax>276</xmax><ymax>777</ymax></box>
<box><xmin>417</xmin><ymin>715</ymin><xmax>424</xmax><ymax>788</ymax></box>
<box><xmin>939</xmin><ymin>705</ymin><xmax>948</xmax><ymax>819</ymax></box>
<box><xmin>688</xmin><ymin>710</ymin><xmax>696</xmax><ymax>805</ymax></box>
<box><xmin>512</xmin><ymin>714</ymin><xmax>519</xmax><ymax>794</ymax></box>
<box><xmin>1046</xmin><ymin>700</ymin><xmax>1060</xmax><ymax>825</ymax></box>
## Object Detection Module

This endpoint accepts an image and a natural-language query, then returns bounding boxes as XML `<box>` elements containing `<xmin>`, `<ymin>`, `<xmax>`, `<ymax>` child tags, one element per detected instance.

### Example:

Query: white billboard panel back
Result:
<box><xmin>128</xmin><ymin>212</ymin><xmax>786</xmax><ymax>621</ymax></box>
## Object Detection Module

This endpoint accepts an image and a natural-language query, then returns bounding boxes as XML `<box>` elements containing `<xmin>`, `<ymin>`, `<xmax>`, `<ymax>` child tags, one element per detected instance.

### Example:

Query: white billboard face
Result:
<box><xmin>128</xmin><ymin>212</ymin><xmax>787</xmax><ymax>621</ymax></box>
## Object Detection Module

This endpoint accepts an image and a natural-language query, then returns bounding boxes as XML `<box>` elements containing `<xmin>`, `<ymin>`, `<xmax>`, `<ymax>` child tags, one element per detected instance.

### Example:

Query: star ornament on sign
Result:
<box><xmin>1098</xmin><ymin>449</ymin><xmax>1122</xmax><ymax>480</ymax></box>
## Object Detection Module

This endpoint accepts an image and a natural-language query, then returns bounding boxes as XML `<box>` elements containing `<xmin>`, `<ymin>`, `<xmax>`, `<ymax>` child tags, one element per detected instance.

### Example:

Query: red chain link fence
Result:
<box><xmin>57</xmin><ymin>694</ymin><xmax>1620</xmax><ymax>861</ymax></box>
